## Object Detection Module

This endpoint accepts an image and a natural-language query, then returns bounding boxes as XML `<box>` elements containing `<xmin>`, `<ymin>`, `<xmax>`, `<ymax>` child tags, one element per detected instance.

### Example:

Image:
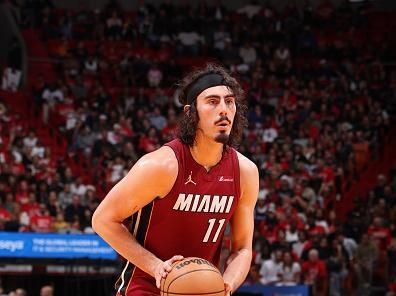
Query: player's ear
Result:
<box><xmin>184</xmin><ymin>105</ymin><xmax>191</xmax><ymax>115</ymax></box>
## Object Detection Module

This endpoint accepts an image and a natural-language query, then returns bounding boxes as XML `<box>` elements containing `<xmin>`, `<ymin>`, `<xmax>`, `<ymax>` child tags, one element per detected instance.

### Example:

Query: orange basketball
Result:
<box><xmin>160</xmin><ymin>257</ymin><xmax>225</xmax><ymax>296</ymax></box>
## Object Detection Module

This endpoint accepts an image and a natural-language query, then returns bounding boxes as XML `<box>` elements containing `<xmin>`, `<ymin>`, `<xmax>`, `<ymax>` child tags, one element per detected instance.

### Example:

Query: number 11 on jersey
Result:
<box><xmin>203</xmin><ymin>218</ymin><xmax>226</xmax><ymax>243</ymax></box>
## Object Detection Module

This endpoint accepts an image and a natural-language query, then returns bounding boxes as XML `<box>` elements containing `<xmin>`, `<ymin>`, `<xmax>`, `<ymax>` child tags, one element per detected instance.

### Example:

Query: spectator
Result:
<box><xmin>70</xmin><ymin>177</ymin><xmax>87</xmax><ymax>197</ymax></box>
<box><xmin>213</xmin><ymin>23</ymin><xmax>231</xmax><ymax>53</ymax></box>
<box><xmin>84</xmin><ymin>56</ymin><xmax>98</xmax><ymax>74</ymax></box>
<box><xmin>149</xmin><ymin>107</ymin><xmax>167</xmax><ymax>131</ymax></box>
<box><xmin>0</xmin><ymin>200</ymin><xmax>11</xmax><ymax>230</ymax></box>
<box><xmin>239</xmin><ymin>42</ymin><xmax>257</xmax><ymax>66</ymax></box>
<box><xmin>237</xmin><ymin>1</ymin><xmax>261</xmax><ymax>19</ymax></box>
<box><xmin>30</xmin><ymin>204</ymin><xmax>53</xmax><ymax>233</ymax></box>
<box><xmin>58</xmin><ymin>183</ymin><xmax>73</xmax><ymax>209</ymax></box>
<box><xmin>1</xmin><ymin>67</ymin><xmax>21</xmax><ymax>91</ymax></box>
<box><xmin>147</xmin><ymin>64</ymin><xmax>163</xmax><ymax>87</ymax></box>
<box><xmin>106</xmin><ymin>11</ymin><xmax>123</xmax><ymax>38</ymax></box>
<box><xmin>254</xmin><ymin>189</ymin><xmax>268</xmax><ymax>221</ymax></box>
<box><xmin>244</xmin><ymin>264</ymin><xmax>262</xmax><ymax>285</ymax></box>
<box><xmin>272</xmin><ymin>43</ymin><xmax>292</xmax><ymax>74</ymax></box>
<box><xmin>354</xmin><ymin>233</ymin><xmax>377</xmax><ymax>294</ymax></box>
<box><xmin>138</xmin><ymin>126</ymin><xmax>160</xmax><ymax>153</ymax></box>
<box><xmin>14</xmin><ymin>288</ymin><xmax>26</xmax><ymax>296</ymax></box>
<box><xmin>285</xmin><ymin>218</ymin><xmax>300</xmax><ymax>244</ymax></box>
<box><xmin>46</xmin><ymin>191</ymin><xmax>59</xmax><ymax>217</ymax></box>
<box><xmin>259</xmin><ymin>249</ymin><xmax>284</xmax><ymax>285</ymax></box>
<box><xmin>22</xmin><ymin>131</ymin><xmax>38</xmax><ymax>149</ymax></box>
<box><xmin>74</xmin><ymin>125</ymin><xmax>97</xmax><ymax>156</ymax></box>
<box><xmin>108</xmin><ymin>156</ymin><xmax>126</xmax><ymax>183</ymax></box>
<box><xmin>53</xmin><ymin>211</ymin><xmax>70</xmax><ymax>233</ymax></box>
<box><xmin>176</xmin><ymin>26</ymin><xmax>204</xmax><ymax>56</ymax></box>
<box><xmin>278</xmin><ymin>250</ymin><xmax>301</xmax><ymax>286</ymax></box>
<box><xmin>40</xmin><ymin>285</ymin><xmax>53</xmax><ymax>296</ymax></box>
<box><xmin>367</xmin><ymin>216</ymin><xmax>392</xmax><ymax>251</ymax></box>
<box><xmin>301</xmin><ymin>249</ymin><xmax>328</xmax><ymax>295</ymax></box>
<box><xmin>327</xmin><ymin>238</ymin><xmax>348</xmax><ymax>296</ymax></box>
<box><xmin>64</xmin><ymin>194</ymin><xmax>85</xmax><ymax>224</ymax></box>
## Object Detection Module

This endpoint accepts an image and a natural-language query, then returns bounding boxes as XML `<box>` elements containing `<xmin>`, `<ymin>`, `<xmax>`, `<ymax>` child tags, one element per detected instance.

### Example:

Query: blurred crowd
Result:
<box><xmin>0</xmin><ymin>284</ymin><xmax>53</xmax><ymax>296</ymax></box>
<box><xmin>1</xmin><ymin>0</ymin><xmax>396</xmax><ymax>295</ymax></box>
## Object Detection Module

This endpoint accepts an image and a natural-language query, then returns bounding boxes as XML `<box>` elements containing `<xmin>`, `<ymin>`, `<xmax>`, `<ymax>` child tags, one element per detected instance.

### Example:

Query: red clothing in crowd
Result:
<box><xmin>15</xmin><ymin>190</ymin><xmax>30</xmax><ymax>204</ymax></box>
<box><xmin>307</xmin><ymin>225</ymin><xmax>326</xmax><ymax>237</ymax></box>
<box><xmin>21</xmin><ymin>203</ymin><xmax>41</xmax><ymax>218</ymax></box>
<box><xmin>0</xmin><ymin>207</ymin><xmax>11</xmax><ymax>221</ymax></box>
<box><xmin>259</xmin><ymin>222</ymin><xmax>279</xmax><ymax>244</ymax></box>
<box><xmin>302</xmin><ymin>260</ymin><xmax>327</xmax><ymax>284</ymax></box>
<box><xmin>31</xmin><ymin>214</ymin><xmax>53</xmax><ymax>232</ymax></box>
<box><xmin>161</xmin><ymin>124</ymin><xmax>178</xmax><ymax>141</ymax></box>
<box><xmin>367</xmin><ymin>226</ymin><xmax>392</xmax><ymax>250</ymax></box>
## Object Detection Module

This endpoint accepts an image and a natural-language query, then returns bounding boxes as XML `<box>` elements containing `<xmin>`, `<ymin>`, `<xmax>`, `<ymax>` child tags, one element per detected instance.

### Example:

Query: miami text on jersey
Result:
<box><xmin>173</xmin><ymin>193</ymin><xmax>234</xmax><ymax>213</ymax></box>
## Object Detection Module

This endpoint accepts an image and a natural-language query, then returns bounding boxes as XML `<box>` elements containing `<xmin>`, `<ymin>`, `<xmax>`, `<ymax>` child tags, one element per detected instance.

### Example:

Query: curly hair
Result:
<box><xmin>177</xmin><ymin>64</ymin><xmax>247</xmax><ymax>147</ymax></box>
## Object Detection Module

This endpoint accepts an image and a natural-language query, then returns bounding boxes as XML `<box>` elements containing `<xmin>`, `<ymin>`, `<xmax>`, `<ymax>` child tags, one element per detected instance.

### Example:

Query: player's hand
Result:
<box><xmin>154</xmin><ymin>255</ymin><xmax>184</xmax><ymax>288</ymax></box>
<box><xmin>224</xmin><ymin>282</ymin><xmax>233</xmax><ymax>296</ymax></box>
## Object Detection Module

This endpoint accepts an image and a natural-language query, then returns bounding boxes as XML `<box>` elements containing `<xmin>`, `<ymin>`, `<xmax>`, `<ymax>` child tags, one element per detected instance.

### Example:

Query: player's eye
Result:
<box><xmin>225</xmin><ymin>98</ymin><xmax>235</xmax><ymax>105</ymax></box>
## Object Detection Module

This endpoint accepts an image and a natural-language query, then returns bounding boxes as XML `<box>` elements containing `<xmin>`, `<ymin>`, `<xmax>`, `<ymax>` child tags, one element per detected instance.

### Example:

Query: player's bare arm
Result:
<box><xmin>92</xmin><ymin>146</ymin><xmax>182</xmax><ymax>287</ymax></box>
<box><xmin>223</xmin><ymin>152</ymin><xmax>259</xmax><ymax>294</ymax></box>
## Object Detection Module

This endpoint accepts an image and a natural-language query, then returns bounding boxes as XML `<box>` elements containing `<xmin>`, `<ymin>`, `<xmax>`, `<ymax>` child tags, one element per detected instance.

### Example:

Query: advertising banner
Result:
<box><xmin>237</xmin><ymin>284</ymin><xmax>309</xmax><ymax>296</ymax></box>
<box><xmin>0</xmin><ymin>232</ymin><xmax>117</xmax><ymax>260</ymax></box>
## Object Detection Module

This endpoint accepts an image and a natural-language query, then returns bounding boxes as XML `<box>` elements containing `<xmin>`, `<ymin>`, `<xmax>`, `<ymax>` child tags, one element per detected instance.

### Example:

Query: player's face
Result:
<box><xmin>195</xmin><ymin>85</ymin><xmax>236</xmax><ymax>144</ymax></box>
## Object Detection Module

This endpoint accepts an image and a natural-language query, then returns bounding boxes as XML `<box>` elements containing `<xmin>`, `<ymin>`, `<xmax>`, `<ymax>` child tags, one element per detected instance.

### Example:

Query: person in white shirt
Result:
<box><xmin>239</xmin><ymin>42</ymin><xmax>257</xmax><ymax>65</ymax></box>
<box><xmin>84</xmin><ymin>56</ymin><xmax>98</xmax><ymax>73</ymax></box>
<box><xmin>293</xmin><ymin>230</ymin><xmax>309</xmax><ymax>259</ymax></box>
<box><xmin>176</xmin><ymin>28</ymin><xmax>204</xmax><ymax>55</ymax></box>
<box><xmin>237</xmin><ymin>2</ymin><xmax>261</xmax><ymax>19</ymax></box>
<box><xmin>41</xmin><ymin>84</ymin><xmax>64</xmax><ymax>123</ymax></box>
<box><xmin>286</xmin><ymin>218</ymin><xmax>300</xmax><ymax>244</ymax></box>
<box><xmin>260</xmin><ymin>249</ymin><xmax>284</xmax><ymax>285</ymax></box>
<box><xmin>30</xmin><ymin>140</ymin><xmax>45</xmax><ymax>158</ymax></box>
<box><xmin>213</xmin><ymin>24</ymin><xmax>231</xmax><ymax>51</ymax></box>
<box><xmin>1</xmin><ymin>67</ymin><xmax>21</xmax><ymax>91</ymax></box>
<box><xmin>262</xmin><ymin>127</ymin><xmax>278</xmax><ymax>143</ymax></box>
<box><xmin>277</xmin><ymin>250</ymin><xmax>301</xmax><ymax>286</ymax></box>
<box><xmin>70</xmin><ymin>177</ymin><xmax>87</xmax><ymax>197</ymax></box>
<box><xmin>273</xmin><ymin>44</ymin><xmax>291</xmax><ymax>72</ymax></box>
<box><xmin>23</xmin><ymin>131</ymin><xmax>38</xmax><ymax>148</ymax></box>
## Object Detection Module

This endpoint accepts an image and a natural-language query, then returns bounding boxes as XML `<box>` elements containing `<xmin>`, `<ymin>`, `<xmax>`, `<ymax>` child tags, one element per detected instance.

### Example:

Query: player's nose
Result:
<box><xmin>218</xmin><ymin>98</ymin><xmax>228</xmax><ymax>116</ymax></box>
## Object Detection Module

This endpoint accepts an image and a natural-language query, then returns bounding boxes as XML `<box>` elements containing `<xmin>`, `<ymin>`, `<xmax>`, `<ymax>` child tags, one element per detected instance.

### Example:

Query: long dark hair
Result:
<box><xmin>177</xmin><ymin>64</ymin><xmax>247</xmax><ymax>147</ymax></box>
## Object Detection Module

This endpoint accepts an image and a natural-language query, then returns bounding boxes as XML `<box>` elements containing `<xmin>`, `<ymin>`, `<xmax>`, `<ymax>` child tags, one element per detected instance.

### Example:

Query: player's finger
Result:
<box><xmin>163</xmin><ymin>261</ymin><xmax>173</xmax><ymax>272</ymax></box>
<box><xmin>161</xmin><ymin>269</ymin><xmax>168</xmax><ymax>277</ymax></box>
<box><xmin>156</xmin><ymin>277</ymin><xmax>160</xmax><ymax>288</ymax></box>
<box><xmin>170</xmin><ymin>255</ymin><xmax>184</xmax><ymax>263</ymax></box>
<box><xmin>224</xmin><ymin>282</ymin><xmax>232</xmax><ymax>295</ymax></box>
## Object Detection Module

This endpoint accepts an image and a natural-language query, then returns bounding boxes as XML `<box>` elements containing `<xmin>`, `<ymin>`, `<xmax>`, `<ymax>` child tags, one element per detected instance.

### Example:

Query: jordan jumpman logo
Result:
<box><xmin>184</xmin><ymin>171</ymin><xmax>197</xmax><ymax>185</ymax></box>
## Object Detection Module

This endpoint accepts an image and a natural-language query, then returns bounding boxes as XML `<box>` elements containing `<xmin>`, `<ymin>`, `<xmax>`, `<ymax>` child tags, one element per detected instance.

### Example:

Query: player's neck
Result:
<box><xmin>190</xmin><ymin>135</ymin><xmax>224</xmax><ymax>171</ymax></box>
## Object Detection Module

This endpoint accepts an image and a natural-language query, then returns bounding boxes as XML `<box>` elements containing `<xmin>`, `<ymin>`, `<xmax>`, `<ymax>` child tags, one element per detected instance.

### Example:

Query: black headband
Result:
<box><xmin>186</xmin><ymin>73</ymin><xmax>225</xmax><ymax>105</ymax></box>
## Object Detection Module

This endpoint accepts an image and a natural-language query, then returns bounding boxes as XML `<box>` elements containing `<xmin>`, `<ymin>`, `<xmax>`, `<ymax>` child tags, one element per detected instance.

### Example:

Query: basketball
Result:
<box><xmin>160</xmin><ymin>257</ymin><xmax>225</xmax><ymax>296</ymax></box>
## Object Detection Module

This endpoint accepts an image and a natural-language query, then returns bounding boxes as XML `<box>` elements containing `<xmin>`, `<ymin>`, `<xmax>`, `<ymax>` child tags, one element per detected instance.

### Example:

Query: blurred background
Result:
<box><xmin>0</xmin><ymin>0</ymin><xmax>395</xmax><ymax>295</ymax></box>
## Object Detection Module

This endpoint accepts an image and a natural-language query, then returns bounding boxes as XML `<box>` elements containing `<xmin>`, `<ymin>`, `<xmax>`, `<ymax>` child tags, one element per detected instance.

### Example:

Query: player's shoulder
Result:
<box><xmin>235</xmin><ymin>150</ymin><xmax>258</xmax><ymax>176</ymax></box>
<box><xmin>134</xmin><ymin>145</ymin><xmax>178</xmax><ymax>175</ymax></box>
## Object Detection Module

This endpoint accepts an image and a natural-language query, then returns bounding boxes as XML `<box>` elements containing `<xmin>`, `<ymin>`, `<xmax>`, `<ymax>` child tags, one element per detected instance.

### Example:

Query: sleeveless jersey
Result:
<box><xmin>115</xmin><ymin>139</ymin><xmax>241</xmax><ymax>296</ymax></box>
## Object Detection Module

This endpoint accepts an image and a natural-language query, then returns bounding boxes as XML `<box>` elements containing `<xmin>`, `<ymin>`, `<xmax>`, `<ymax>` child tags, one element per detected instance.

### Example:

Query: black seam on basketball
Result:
<box><xmin>162</xmin><ymin>260</ymin><xmax>183</xmax><ymax>293</ymax></box>
<box><xmin>164</xmin><ymin>269</ymin><xmax>223</xmax><ymax>295</ymax></box>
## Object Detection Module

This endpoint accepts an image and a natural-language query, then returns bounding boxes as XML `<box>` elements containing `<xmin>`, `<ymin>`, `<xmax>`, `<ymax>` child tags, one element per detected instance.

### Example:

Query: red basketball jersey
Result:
<box><xmin>116</xmin><ymin>139</ymin><xmax>241</xmax><ymax>295</ymax></box>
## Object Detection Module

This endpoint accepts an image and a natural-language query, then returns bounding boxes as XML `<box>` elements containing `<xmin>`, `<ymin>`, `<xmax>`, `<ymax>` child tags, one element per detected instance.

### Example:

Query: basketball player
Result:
<box><xmin>92</xmin><ymin>64</ymin><xmax>259</xmax><ymax>295</ymax></box>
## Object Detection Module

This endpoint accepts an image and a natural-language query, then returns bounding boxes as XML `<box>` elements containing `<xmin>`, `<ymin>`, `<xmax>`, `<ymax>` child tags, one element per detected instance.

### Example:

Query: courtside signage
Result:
<box><xmin>0</xmin><ymin>232</ymin><xmax>117</xmax><ymax>260</ymax></box>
